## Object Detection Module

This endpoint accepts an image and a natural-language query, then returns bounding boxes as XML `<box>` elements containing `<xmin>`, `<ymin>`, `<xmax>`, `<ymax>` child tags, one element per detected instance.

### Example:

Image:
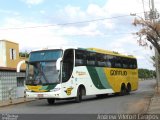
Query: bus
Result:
<box><xmin>19</xmin><ymin>47</ymin><xmax>138</xmax><ymax>104</ymax></box>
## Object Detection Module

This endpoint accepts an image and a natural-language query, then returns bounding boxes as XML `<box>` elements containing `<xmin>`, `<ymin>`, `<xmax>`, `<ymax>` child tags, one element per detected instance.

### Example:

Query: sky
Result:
<box><xmin>0</xmin><ymin>0</ymin><xmax>160</xmax><ymax>70</ymax></box>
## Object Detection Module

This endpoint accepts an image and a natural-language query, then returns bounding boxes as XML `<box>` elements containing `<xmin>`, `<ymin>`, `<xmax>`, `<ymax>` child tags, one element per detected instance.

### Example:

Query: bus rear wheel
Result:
<box><xmin>119</xmin><ymin>84</ymin><xmax>127</xmax><ymax>96</ymax></box>
<box><xmin>75</xmin><ymin>88</ymin><xmax>82</xmax><ymax>103</ymax></box>
<box><xmin>126</xmin><ymin>84</ymin><xmax>131</xmax><ymax>94</ymax></box>
<box><xmin>47</xmin><ymin>98</ymin><xmax>55</xmax><ymax>105</ymax></box>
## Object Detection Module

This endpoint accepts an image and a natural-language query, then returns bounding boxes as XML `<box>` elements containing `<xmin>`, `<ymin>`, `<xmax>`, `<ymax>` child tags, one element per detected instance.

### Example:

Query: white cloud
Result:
<box><xmin>56</xmin><ymin>0</ymin><xmax>146</xmax><ymax>36</ymax></box>
<box><xmin>61</xmin><ymin>5</ymin><xmax>86</xmax><ymax>20</ymax></box>
<box><xmin>22</xmin><ymin>0</ymin><xmax>44</xmax><ymax>5</ymax></box>
<box><xmin>4</xmin><ymin>18</ymin><xmax>24</xmax><ymax>27</ymax></box>
<box><xmin>0</xmin><ymin>29</ymin><xmax>68</xmax><ymax>51</ymax></box>
<box><xmin>58</xmin><ymin>22</ymin><xmax>103</xmax><ymax>36</ymax></box>
<box><xmin>109</xmin><ymin>35</ymin><xmax>137</xmax><ymax>53</ymax></box>
<box><xmin>106</xmin><ymin>33</ymin><xmax>154</xmax><ymax>69</ymax></box>
<box><xmin>40</xmin><ymin>10</ymin><xmax>45</xmax><ymax>14</ymax></box>
<box><xmin>0</xmin><ymin>10</ymin><xmax>19</xmax><ymax>15</ymax></box>
<box><xmin>56</xmin><ymin>4</ymin><xmax>115</xmax><ymax>36</ymax></box>
<box><xmin>155</xmin><ymin>0</ymin><xmax>160</xmax><ymax>13</ymax></box>
<box><xmin>104</xmin><ymin>0</ymin><xmax>143</xmax><ymax>15</ymax></box>
<box><xmin>87</xmin><ymin>4</ymin><xmax>106</xmax><ymax>17</ymax></box>
<box><xmin>0</xmin><ymin>18</ymin><xmax>69</xmax><ymax>51</ymax></box>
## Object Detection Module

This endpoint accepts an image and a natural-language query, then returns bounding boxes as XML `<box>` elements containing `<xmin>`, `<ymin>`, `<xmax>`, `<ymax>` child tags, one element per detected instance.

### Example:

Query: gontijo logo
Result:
<box><xmin>65</xmin><ymin>87</ymin><xmax>73</xmax><ymax>95</ymax></box>
<box><xmin>110</xmin><ymin>70</ymin><xmax>127</xmax><ymax>76</ymax></box>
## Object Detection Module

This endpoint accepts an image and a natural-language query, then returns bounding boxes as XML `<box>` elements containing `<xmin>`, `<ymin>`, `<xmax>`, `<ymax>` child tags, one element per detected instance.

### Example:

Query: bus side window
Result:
<box><xmin>127</xmin><ymin>59</ymin><xmax>131</xmax><ymax>69</ymax></box>
<box><xmin>106</xmin><ymin>60</ymin><xmax>111</xmax><ymax>67</ymax></box>
<box><xmin>133</xmin><ymin>59</ymin><xmax>137</xmax><ymax>69</ymax></box>
<box><xmin>130</xmin><ymin>59</ymin><xmax>137</xmax><ymax>69</ymax></box>
<box><xmin>106</xmin><ymin>55</ymin><xmax>113</xmax><ymax>68</ymax></box>
<box><xmin>87</xmin><ymin>52</ymin><xmax>96</xmax><ymax>66</ymax></box>
<box><xmin>122</xmin><ymin>58</ymin><xmax>128</xmax><ymax>69</ymax></box>
<box><xmin>75</xmin><ymin>50</ymin><xmax>86</xmax><ymax>66</ymax></box>
<box><xmin>110</xmin><ymin>57</ymin><xmax>116</xmax><ymax>68</ymax></box>
<box><xmin>129</xmin><ymin>59</ymin><xmax>133</xmax><ymax>69</ymax></box>
<box><xmin>114</xmin><ymin>57</ymin><xmax>122</xmax><ymax>68</ymax></box>
<box><xmin>96</xmin><ymin>53</ymin><xmax>107</xmax><ymax>67</ymax></box>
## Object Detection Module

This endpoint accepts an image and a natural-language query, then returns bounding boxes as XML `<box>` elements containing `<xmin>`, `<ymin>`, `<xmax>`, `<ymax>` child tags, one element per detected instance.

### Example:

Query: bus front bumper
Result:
<box><xmin>26</xmin><ymin>91</ymin><xmax>62</xmax><ymax>99</ymax></box>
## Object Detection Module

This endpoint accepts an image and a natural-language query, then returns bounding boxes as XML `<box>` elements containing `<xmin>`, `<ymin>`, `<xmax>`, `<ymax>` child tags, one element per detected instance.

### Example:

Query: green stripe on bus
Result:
<box><xmin>40</xmin><ymin>84</ymin><xmax>57</xmax><ymax>91</ymax></box>
<box><xmin>95</xmin><ymin>67</ymin><xmax>112</xmax><ymax>89</ymax></box>
<box><xmin>87</xmin><ymin>67</ymin><xmax>106</xmax><ymax>89</ymax></box>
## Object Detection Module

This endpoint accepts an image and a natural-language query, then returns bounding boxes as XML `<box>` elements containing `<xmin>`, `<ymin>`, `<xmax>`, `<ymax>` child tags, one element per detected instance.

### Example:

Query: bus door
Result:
<box><xmin>61</xmin><ymin>49</ymin><xmax>75</xmax><ymax>97</ymax></box>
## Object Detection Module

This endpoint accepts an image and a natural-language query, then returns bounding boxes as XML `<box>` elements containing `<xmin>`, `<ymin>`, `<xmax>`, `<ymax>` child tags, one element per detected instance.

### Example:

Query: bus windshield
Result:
<box><xmin>26</xmin><ymin>50</ymin><xmax>62</xmax><ymax>85</ymax></box>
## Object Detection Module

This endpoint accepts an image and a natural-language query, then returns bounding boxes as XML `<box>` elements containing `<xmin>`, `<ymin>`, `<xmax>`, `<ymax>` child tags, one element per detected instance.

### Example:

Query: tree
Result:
<box><xmin>19</xmin><ymin>51</ymin><xmax>29</xmax><ymax>58</ymax></box>
<box><xmin>132</xmin><ymin>17</ymin><xmax>160</xmax><ymax>84</ymax></box>
<box><xmin>138</xmin><ymin>69</ymin><xmax>156</xmax><ymax>79</ymax></box>
<box><xmin>133</xmin><ymin>18</ymin><xmax>160</xmax><ymax>54</ymax></box>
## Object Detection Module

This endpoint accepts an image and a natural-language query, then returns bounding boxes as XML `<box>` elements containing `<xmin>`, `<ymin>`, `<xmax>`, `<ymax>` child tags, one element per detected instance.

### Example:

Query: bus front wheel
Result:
<box><xmin>47</xmin><ymin>98</ymin><xmax>55</xmax><ymax>105</ymax></box>
<box><xmin>75</xmin><ymin>88</ymin><xmax>82</xmax><ymax>103</ymax></box>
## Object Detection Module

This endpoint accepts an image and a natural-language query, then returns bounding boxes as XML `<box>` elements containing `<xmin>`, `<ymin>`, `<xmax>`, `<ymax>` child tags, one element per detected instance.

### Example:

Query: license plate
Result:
<box><xmin>37</xmin><ymin>94</ymin><xmax>43</xmax><ymax>98</ymax></box>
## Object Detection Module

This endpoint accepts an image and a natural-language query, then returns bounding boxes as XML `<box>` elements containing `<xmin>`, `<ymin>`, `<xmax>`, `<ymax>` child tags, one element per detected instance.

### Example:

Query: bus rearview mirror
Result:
<box><xmin>17</xmin><ymin>60</ymin><xmax>26</xmax><ymax>72</ymax></box>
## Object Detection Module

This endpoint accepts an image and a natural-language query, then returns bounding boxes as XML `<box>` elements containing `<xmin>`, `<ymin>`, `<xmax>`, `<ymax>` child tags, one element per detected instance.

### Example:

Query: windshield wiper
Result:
<box><xmin>37</xmin><ymin>64</ymin><xmax>49</xmax><ymax>83</ymax></box>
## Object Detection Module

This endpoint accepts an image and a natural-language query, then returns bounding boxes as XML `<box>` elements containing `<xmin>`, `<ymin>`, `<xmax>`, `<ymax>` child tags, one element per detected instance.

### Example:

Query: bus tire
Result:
<box><xmin>126</xmin><ymin>83</ymin><xmax>131</xmax><ymax>94</ymax></box>
<box><xmin>75</xmin><ymin>87</ymin><xmax>82</xmax><ymax>103</ymax></box>
<box><xmin>120</xmin><ymin>84</ymin><xmax>126</xmax><ymax>96</ymax></box>
<box><xmin>47</xmin><ymin>98</ymin><xmax>55</xmax><ymax>105</ymax></box>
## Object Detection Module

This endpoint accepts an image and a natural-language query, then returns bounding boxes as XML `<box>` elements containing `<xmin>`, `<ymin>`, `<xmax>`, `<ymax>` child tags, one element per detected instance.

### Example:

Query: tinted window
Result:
<box><xmin>62</xmin><ymin>49</ymin><xmax>74</xmax><ymax>82</ymax></box>
<box><xmin>75</xmin><ymin>50</ymin><xmax>86</xmax><ymax>66</ymax></box>
<box><xmin>74</xmin><ymin>49</ymin><xmax>137</xmax><ymax>69</ymax></box>
<box><xmin>29</xmin><ymin>50</ymin><xmax>62</xmax><ymax>62</ymax></box>
<box><xmin>86</xmin><ymin>52</ymin><xmax>96</xmax><ymax>66</ymax></box>
<box><xmin>97</xmin><ymin>53</ymin><xmax>107</xmax><ymax>67</ymax></box>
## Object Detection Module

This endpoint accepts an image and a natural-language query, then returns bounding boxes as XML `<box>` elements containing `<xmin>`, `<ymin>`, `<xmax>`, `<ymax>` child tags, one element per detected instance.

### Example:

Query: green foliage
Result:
<box><xmin>138</xmin><ymin>68</ymin><xmax>156</xmax><ymax>79</ymax></box>
<box><xmin>19</xmin><ymin>52</ymin><xmax>29</xmax><ymax>58</ymax></box>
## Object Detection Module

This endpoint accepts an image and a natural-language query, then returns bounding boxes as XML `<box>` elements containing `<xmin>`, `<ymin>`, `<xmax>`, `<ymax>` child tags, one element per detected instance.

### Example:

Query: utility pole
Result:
<box><xmin>150</xmin><ymin>0</ymin><xmax>160</xmax><ymax>92</ymax></box>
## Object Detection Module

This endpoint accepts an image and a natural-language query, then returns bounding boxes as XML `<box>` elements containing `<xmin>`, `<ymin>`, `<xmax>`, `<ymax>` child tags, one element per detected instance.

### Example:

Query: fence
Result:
<box><xmin>0</xmin><ymin>71</ymin><xmax>25</xmax><ymax>101</ymax></box>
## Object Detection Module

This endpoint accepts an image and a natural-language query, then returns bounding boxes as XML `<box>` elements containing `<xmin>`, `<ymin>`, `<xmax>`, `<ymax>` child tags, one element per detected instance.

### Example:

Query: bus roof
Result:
<box><xmin>85</xmin><ymin>48</ymin><xmax>136</xmax><ymax>59</ymax></box>
<box><xmin>30</xmin><ymin>47</ymin><xmax>136</xmax><ymax>59</ymax></box>
<box><xmin>30</xmin><ymin>46</ymin><xmax>78</xmax><ymax>53</ymax></box>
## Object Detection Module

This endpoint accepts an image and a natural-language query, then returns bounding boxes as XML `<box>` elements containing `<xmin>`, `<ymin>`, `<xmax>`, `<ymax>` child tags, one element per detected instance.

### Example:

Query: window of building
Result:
<box><xmin>10</xmin><ymin>48</ymin><xmax>16</xmax><ymax>60</ymax></box>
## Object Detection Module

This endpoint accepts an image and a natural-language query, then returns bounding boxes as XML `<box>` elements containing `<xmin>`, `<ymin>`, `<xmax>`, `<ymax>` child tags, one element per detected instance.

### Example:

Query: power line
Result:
<box><xmin>57</xmin><ymin>32</ymin><xmax>136</xmax><ymax>37</ymax></box>
<box><xmin>0</xmin><ymin>13</ymin><xmax>143</xmax><ymax>31</ymax></box>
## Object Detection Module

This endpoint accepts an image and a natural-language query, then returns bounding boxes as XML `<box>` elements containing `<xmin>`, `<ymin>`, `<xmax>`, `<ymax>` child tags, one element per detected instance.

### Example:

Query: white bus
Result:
<box><xmin>20</xmin><ymin>47</ymin><xmax>138</xmax><ymax>104</ymax></box>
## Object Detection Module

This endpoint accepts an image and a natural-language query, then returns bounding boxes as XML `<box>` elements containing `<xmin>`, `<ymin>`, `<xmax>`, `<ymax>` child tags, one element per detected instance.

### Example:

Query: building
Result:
<box><xmin>0</xmin><ymin>40</ymin><xmax>27</xmax><ymax>101</ymax></box>
<box><xmin>0</xmin><ymin>40</ymin><xmax>26</xmax><ymax>69</ymax></box>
